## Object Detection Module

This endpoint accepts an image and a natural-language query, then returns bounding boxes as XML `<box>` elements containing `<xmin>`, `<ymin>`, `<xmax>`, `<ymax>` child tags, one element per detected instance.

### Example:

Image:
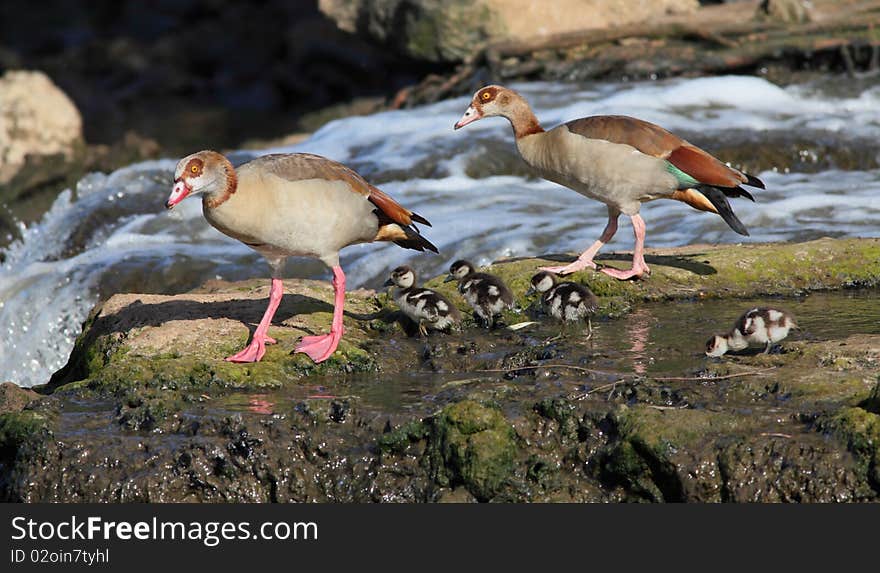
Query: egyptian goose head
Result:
<box><xmin>166</xmin><ymin>150</ymin><xmax>235</xmax><ymax>209</ymax></box>
<box><xmin>454</xmin><ymin>85</ymin><xmax>543</xmax><ymax>138</ymax></box>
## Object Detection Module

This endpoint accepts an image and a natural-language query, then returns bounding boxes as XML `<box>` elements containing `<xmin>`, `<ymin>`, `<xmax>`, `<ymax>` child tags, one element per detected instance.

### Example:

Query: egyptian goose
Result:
<box><xmin>454</xmin><ymin>85</ymin><xmax>764</xmax><ymax>280</ymax></box>
<box><xmin>706</xmin><ymin>307</ymin><xmax>797</xmax><ymax>356</ymax></box>
<box><xmin>166</xmin><ymin>151</ymin><xmax>437</xmax><ymax>363</ymax></box>
<box><xmin>444</xmin><ymin>260</ymin><xmax>514</xmax><ymax>328</ymax></box>
<box><xmin>384</xmin><ymin>265</ymin><xmax>461</xmax><ymax>335</ymax></box>
<box><xmin>528</xmin><ymin>271</ymin><xmax>598</xmax><ymax>335</ymax></box>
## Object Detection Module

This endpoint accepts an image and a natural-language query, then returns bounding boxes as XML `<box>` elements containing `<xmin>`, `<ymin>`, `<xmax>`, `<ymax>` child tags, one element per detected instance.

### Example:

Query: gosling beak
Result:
<box><xmin>454</xmin><ymin>105</ymin><xmax>481</xmax><ymax>130</ymax></box>
<box><xmin>166</xmin><ymin>179</ymin><xmax>191</xmax><ymax>209</ymax></box>
<box><xmin>525</xmin><ymin>287</ymin><xmax>536</xmax><ymax>297</ymax></box>
<box><xmin>382</xmin><ymin>278</ymin><xmax>394</xmax><ymax>287</ymax></box>
<box><xmin>443</xmin><ymin>274</ymin><xmax>456</xmax><ymax>283</ymax></box>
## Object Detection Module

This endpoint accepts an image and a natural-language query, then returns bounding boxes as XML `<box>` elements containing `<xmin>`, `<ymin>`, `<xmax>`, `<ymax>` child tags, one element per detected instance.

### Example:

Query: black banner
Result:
<box><xmin>0</xmin><ymin>503</ymin><xmax>873</xmax><ymax>570</ymax></box>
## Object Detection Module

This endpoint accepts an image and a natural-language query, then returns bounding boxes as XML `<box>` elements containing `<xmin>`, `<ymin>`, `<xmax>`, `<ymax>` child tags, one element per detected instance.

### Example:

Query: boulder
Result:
<box><xmin>319</xmin><ymin>0</ymin><xmax>700</xmax><ymax>62</ymax></box>
<box><xmin>0</xmin><ymin>70</ymin><xmax>83</xmax><ymax>185</ymax></box>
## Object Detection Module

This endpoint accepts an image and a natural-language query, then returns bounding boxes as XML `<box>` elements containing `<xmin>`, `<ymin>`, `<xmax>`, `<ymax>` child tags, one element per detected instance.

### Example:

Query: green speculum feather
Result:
<box><xmin>666</xmin><ymin>162</ymin><xmax>700</xmax><ymax>189</ymax></box>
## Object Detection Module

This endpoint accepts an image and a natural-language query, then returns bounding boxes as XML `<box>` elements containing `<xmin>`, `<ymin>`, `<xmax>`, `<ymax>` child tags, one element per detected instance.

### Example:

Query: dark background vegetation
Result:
<box><xmin>0</xmin><ymin>0</ymin><xmax>448</xmax><ymax>153</ymax></box>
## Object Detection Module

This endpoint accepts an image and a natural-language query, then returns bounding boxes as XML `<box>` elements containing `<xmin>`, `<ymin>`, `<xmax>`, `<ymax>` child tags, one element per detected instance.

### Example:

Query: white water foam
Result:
<box><xmin>3</xmin><ymin>75</ymin><xmax>880</xmax><ymax>387</ymax></box>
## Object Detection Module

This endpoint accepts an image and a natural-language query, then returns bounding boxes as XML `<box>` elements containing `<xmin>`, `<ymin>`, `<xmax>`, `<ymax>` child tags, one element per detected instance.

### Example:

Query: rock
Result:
<box><xmin>320</xmin><ymin>0</ymin><xmax>699</xmax><ymax>63</ymax></box>
<box><xmin>4</xmin><ymin>238</ymin><xmax>880</xmax><ymax>502</ymax></box>
<box><xmin>423</xmin><ymin>237</ymin><xmax>880</xmax><ymax>316</ymax></box>
<box><xmin>483</xmin><ymin>0</ymin><xmax>700</xmax><ymax>42</ymax></box>
<box><xmin>430</xmin><ymin>400</ymin><xmax>516</xmax><ymax>500</ymax></box>
<box><xmin>0</xmin><ymin>70</ymin><xmax>83</xmax><ymax>185</ymax></box>
<box><xmin>0</xmin><ymin>382</ymin><xmax>40</xmax><ymax>415</ymax></box>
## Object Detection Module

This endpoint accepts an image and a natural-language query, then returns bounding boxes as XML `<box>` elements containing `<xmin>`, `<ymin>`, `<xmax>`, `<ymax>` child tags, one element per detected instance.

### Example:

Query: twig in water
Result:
<box><xmin>760</xmin><ymin>432</ymin><xmax>793</xmax><ymax>439</ymax></box>
<box><xmin>651</xmin><ymin>366</ymin><xmax>777</xmax><ymax>382</ymax></box>
<box><xmin>440</xmin><ymin>377</ymin><xmax>487</xmax><ymax>389</ymax></box>
<box><xmin>477</xmin><ymin>364</ymin><xmax>631</xmax><ymax>378</ymax></box>
<box><xmin>566</xmin><ymin>381</ymin><xmax>622</xmax><ymax>401</ymax></box>
<box><xmin>647</xmin><ymin>404</ymin><xmax>690</xmax><ymax>411</ymax></box>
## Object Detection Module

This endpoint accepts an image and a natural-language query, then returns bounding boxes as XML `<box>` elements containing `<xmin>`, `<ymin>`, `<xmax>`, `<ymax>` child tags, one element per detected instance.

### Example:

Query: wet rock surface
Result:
<box><xmin>2</xmin><ymin>237</ymin><xmax>879</xmax><ymax>502</ymax></box>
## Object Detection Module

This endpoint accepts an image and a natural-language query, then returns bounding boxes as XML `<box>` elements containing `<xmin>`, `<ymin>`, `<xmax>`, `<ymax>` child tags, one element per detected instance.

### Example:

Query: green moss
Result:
<box><xmin>820</xmin><ymin>406</ymin><xmax>880</xmax><ymax>487</ymax></box>
<box><xmin>534</xmin><ymin>398</ymin><xmax>579</xmax><ymax>441</ymax></box>
<box><xmin>431</xmin><ymin>400</ymin><xmax>517</xmax><ymax>501</ymax></box>
<box><xmin>0</xmin><ymin>411</ymin><xmax>49</xmax><ymax>461</ymax></box>
<box><xmin>426</xmin><ymin>239</ymin><xmax>880</xmax><ymax>315</ymax></box>
<box><xmin>862</xmin><ymin>382</ymin><xmax>880</xmax><ymax>415</ymax></box>
<box><xmin>597</xmin><ymin>405</ymin><xmax>754</xmax><ymax>501</ymax></box>
<box><xmin>377</xmin><ymin>420</ymin><xmax>428</xmax><ymax>454</ymax></box>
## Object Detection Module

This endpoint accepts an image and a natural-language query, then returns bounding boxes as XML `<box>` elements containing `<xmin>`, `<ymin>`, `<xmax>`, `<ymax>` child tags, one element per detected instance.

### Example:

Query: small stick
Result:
<box><xmin>477</xmin><ymin>364</ymin><xmax>631</xmax><ymax>378</ymax></box>
<box><xmin>567</xmin><ymin>381</ymin><xmax>622</xmax><ymax>401</ymax></box>
<box><xmin>651</xmin><ymin>366</ymin><xmax>777</xmax><ymax>382</ymax></box>
<box><xmin>760</xmin><ymin>432</ymin><xmax>793</xmax><ymax>439</ymax></box>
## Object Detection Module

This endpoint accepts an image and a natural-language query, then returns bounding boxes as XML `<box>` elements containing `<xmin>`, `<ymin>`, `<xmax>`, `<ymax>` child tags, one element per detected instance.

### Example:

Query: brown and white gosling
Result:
<box><xmin>706</xmin><ymin>307</ymin><xmax>797</xmax><ymax>357</ymax></box>
<box><xmin>528</xmin><ymin>271</ymin><xmax>599</xmax><ymax>336</ymax></box>
<box><xmin>445</xmin><ymin>260</ymin><xmax>514</xmax><ymax>328</ymax></box>
<box><xmin>385</xmin><ymin>266</ymin><xmax>461</xmax><ymax>336</ymax></box>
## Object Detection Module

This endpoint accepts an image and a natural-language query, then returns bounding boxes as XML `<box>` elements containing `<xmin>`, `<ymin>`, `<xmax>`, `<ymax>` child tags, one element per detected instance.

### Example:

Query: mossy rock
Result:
<box><xmin>430</xmin><ymin>400</ymin><xmax>516</xmax><ymax>501</ymax></box>
<box><xmin>819</xmin><ymin>406</ymin><xmax>880</xmax><ymax>487</ymax></box>
<box><xmin>598</xmin><ymin>405</ymin><xmax>757</xmax><ymax>501</ymax></box>
<box><xmin>860</xmin><ymin>382</ymin><xmax>880</xmax><ymax>416</ymax></box>
<box><xmin>425</xmin><ymin>238</ymin><xmax>880</xmax><ymax>315</ymax></box>
<box><xmin>0</xmin><ymin>410</ymin><xmax>51</xmax><ymax>465</ymax></box>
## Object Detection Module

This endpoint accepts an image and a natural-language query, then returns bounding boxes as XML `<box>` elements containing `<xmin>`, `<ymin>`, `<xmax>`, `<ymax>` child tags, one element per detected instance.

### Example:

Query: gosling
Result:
<box><xmin>385</xmin><ymin>265</ymin><xmax>461</xmax><ymax>336</ymax></box>
<box><xmin>706</xmin><ymin>307</ymin><xmax>797</xmax><ymax>356</ymax></box>
<box><xmin>528</xmin><ymin>271</ymin><xmax>598</xmax><ymax>336</ymax></box>
<box><xmin>445</xmin><ymin>260</ymin><xmax>514</xmax><ymax>328</ymax></box>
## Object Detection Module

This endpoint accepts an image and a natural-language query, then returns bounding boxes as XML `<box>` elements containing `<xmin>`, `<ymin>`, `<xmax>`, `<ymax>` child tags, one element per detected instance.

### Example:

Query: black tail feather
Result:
<box><xmin>395</xmin><ymin>224</ymin><xmax>439</xmax><ymax>253</ymax></box>
<box><xmin>732</xmin><ymin>186</ymin><xmax>755</xmax><ymax>202</ymax></box>
<box><xmin>410</xmin><ymin>211</ymin><xmax>432</xmax><ymax>226</ymax></box>
<box><xmin>697</xmin><ymin>185</ymin><xmax>750</xmax><ymax>236</ymax></box>
<box><xmin>744</xmin><ymin>173</ymin><xmax>765</xmax><ymax>189</ymax></box>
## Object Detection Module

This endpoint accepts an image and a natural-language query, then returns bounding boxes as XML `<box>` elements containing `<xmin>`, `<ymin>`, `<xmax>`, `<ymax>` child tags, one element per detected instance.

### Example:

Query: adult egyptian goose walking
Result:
<box><xmin>166</xmin><ymin>151</ymin><xmax>437</xmax><ymax>363</ymax></box>
<box><xmin>454</xmin><ymin>85</ymin><xmax>764</xmax><ymax>279</ymax></box>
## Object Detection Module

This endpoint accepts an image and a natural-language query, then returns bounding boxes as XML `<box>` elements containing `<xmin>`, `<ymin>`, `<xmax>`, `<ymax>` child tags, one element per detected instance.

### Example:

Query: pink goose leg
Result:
<box><xmin>540</xmin><ymin>210</ymin><xmax>619</xmax><ymax>275</ymax></box>
<box><xmin>295</xmin><ymin>265</ymin><xmax>346</xmax><ymax>363</ymax></box>
<box><xmin>226</xmin><ymin>278</ymin><xmax>282</xmax><ymax>363</ymax></box>
<box><xmin>600</xmin><ymin>214</ymin><xmax>650</xmax><ymax>280</ymax></box>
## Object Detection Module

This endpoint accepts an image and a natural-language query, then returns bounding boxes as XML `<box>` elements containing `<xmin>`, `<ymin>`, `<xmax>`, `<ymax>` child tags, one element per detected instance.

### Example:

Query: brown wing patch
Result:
<box><xmin>368</xmin><ymin>185</ymin><xmax>436</xmax><ymax>252</ymax></box>
<box><xmin>248</xmin><ymin>153</ymin><xmax>373</xmax><ymax>196</ymax></box>
<box><xmin>667</xmin><ymin>145</ymin><xmax>745</xmax><ymax>188</ymax></box>
<box><xmin>566</xmin><ymin>116</ymin><xmax>750</xmax><ymax>188</ymax></box>
<box><xmin>368</xmin><ymin>185</ymin><xmax>415</xmax><ymax>226</ymax></box>
<box><xmin>565</xmin><ymin>115</ymin><xmax>684</xmax><ymax>158</ymax></box>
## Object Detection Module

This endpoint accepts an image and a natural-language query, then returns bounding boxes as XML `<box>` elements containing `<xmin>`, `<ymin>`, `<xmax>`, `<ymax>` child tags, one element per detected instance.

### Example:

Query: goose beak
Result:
<box><xmin>382</xmin><ymin>278</ymin><xmax>394</xmax><ymax>287</ymax></box>
<box><xmin>166</xmin><ymin>179</ymin><xmax>191</xmax><ymax>209</ymax></box>
<box><xmin>443</xmin><ymin>274</ymin><xmax>456</xmax><ymax>283</ymax></box>
<box><xmin>525</xmin><ymin>287</ymin><xmax>536</xmax><ymax>297</ymax></box>
<box><xmin>454</xmin><ymin>105</ymin><xmax>481</xmax><ymax>130</ymax></box>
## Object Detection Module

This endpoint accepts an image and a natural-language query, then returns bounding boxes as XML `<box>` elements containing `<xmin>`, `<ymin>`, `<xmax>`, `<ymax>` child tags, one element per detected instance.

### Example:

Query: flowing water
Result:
<box><xmin>3</xmin><ymin>75</ymin><xmax>880</xmax><ymax>387</ymax></box>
